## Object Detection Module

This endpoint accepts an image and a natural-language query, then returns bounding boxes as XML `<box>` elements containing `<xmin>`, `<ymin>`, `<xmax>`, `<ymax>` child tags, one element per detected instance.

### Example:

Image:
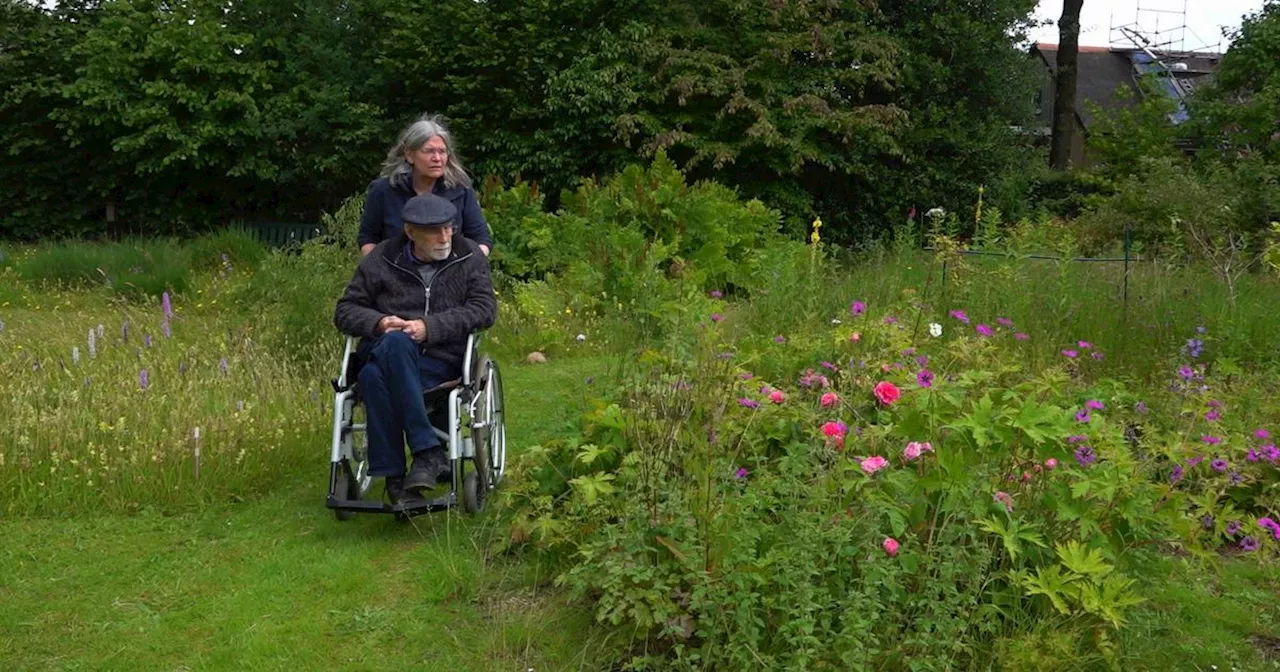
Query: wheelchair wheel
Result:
<box><xmin>480</xmin><ymin>357</ymin><xmax>506</xmax><ymax>486</ymax></box>
<box><xmin>334</xmin><ymin>402</ymin><xmax>372</xmax><ymax>521</ymax></box>
<box><xmin>333</xmin><ymin>459</ymin><xmax>359</xmax><ymax>521</ymax></box>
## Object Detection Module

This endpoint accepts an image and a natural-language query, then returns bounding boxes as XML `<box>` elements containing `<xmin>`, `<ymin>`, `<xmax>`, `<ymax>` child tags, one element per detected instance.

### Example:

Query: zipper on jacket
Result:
<box><xmin>386</xmin><ymin>250</ymin><xmax>473</xmax><ymax>318</ymax></box>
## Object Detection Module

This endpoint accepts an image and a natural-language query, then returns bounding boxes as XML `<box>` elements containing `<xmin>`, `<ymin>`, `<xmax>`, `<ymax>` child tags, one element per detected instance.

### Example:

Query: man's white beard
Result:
<box><xmin>425</xmin><ymin>243</ymin><xmax>451</xmax><ymax>261</ymax></box>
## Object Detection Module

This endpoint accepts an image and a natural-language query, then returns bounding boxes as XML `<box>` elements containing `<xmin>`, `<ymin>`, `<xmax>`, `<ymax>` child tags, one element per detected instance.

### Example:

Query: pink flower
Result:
<box><xmin>768</xmin><ymin>390</ymin><xmax>786</xmax><ymax>404</ymax></box>
<box><xmin>903</xmin><ymin>441</ymin><xmax>931</xmax><ymax>461</ymax></box>
<box><xmin>1256</xmin><ymin>429</ymin><xmax>1271</xmax><ymax>440</ymax></box>
<box><xmin>774</xmin><ymin>335</ymin><xmax>786</xmax><ymax>343</ymax></box>
<box><xmin>849</xmin><ymin>332</ymin><xmax>861</xmax><ymax>343</ymax></box>
<box><xmin>860</xmin><ymin>456</ymin><xmax>889</xmax><ymax>474</ymax></box>
<box><xmin>709</xmin><ymin>290</ymin><xmax>723</xmax><ymax>299</ymax></box>
<box><xmin>821</xmin><ymin>421</ymin><xmax>849</xmax><ymax>438</ymax></box>
<box><xmin>996</xmin><ymin>317</ymin><xmax>1014</xmax><ymax>328</ymax></box>
<box><xmin>1085</xmin><ymin>399</ymin><xmax>1105</xmax><ymax>410</ymax></box>
<box><xmin>950</xmin><ymin>309</ymin><xmax>970</xmax><ymax>324</ymax></box>
<box><xmin>1061</xmin><ymin>349</ymin><xmax>1079</xmax><ymax>359</ymax></box>
<box><xmin>882</xmin><ymin>537</ymin><xmax>900</xmax><ymax>557</ymax></box>
<box><xmin>873</xmin><ymin>381</ymin><xmax>900</xmax><ymax>405</ymax></box>
<box><xmin>1078</xmin><ymin>341</ymin><xmax>1092</xmax><ymax>349</ymax></box>
<box><xmin>1014</xmin><ymin>332</ymin><xmax>1030</xmax><ymax>341</ymax></box>
<box><xmin>850</xmin><ymin>300</ymin><xmax>866</xmax><ymax>316</ymax></box>
<box><xmin>917</xmin><ymin>369</ymin><xmax>935</xmax><ymax>388</ymax></box>
<box><xmin>820</xmin><ymin>392</ymin><xmax>839</xmax><ymax>408</ymax></box>
<box><xmin>1044</xmin><ymin>458</ymin><xmax>1058</xmax><ymax>470</ymax></box>
<box><xmin>994</xmin><ymin>491</ymin><xmax>1014</xmax><ymax>512</ymax></box>
<box><xmin>976</xmin><ymin>324</ymin><xmax>993</xmax><ymax>337</ymax></box>
<box><xmin>1022</xmin><ymin>471</ymin><xmax>1032</xmax><ymax>482</ymax></box>
<box><xmin>710</xmin><ymin>313</ymin><xmax>724</xmax><ymax>323</ymax></box>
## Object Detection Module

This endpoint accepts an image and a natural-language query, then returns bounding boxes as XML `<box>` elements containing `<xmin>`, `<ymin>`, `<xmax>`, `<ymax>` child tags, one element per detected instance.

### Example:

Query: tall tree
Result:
<box><xmin>1050</xmin><ymin>0</ymin><xmax>1084</xmax><ymax>169</ymax></box>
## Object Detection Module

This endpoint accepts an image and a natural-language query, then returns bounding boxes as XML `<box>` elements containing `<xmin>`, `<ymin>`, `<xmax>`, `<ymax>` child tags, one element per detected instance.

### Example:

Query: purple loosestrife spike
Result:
<box><xmin>161</xmin><ymin>318</ymin><xmax>171</xmax><ymax>339</ymax></box>
<box><xmin>87</xmin><ymin>328</ymin><xmax>97</xmax><ymax>359</ymax></box>
<box><xmin>139</xmin><ymin>369</ymin><xmax>150</xmax><ymax>390</ymax></box>
<box><xmin>219</xmin><ymin>358</ymin><xmax>229</xmax><ymax>375</ymax></box>
<box><xmin>72</xmin><ymin>347</ymin><xmax>80</xmax><ymax>365</ymax></box>
<box><xmin>122</xmin><ymin>322</ymin><xmax>129</xmax><ymax>344</ymax></box>
<box><xmin>144</xmin><ymin>334</ymin><xmax>153</xmax><ymax>348</ymax></box>
<box><xmin>162</xmin><ymin>292</ymin><xmax>173</xmax><ymax>319</ymax></box>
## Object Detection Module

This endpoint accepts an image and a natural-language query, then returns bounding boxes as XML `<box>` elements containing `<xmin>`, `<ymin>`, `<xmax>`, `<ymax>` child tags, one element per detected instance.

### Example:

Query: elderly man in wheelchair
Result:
<box><xmin>329</xmin><ymin>193</ymin><xmax>505</xmax><ymax>518</ymax></box>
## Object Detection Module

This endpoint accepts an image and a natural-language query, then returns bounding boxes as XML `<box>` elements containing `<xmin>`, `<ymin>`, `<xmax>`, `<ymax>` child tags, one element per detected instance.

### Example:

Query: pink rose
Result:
<box><xmin>903</xmin><ymin>441</ymin><xmax>930</xmax><ymax>461</ymax></box>
<box><xmin>768</xmin><ymin>390</ymin><xmax>786</xmax><ymax>404</ymax></box>
<box><xmin>820</xmin><ymin>392</ymin><xmax>839</xmax><ymax>408</ymax></box>
<box><xmin>882</xmin><ymin>537</ymin><xmax>900</xmax><ymax>557</ymax></box>
<box><xmin>860</xmin><ymin>455</ymin><xmax>889</xmax><ymax>474</ymax></box>
<box><xmin>873</xmin><ymin>381</ymin><xmax>901</xmax><ymax>405</ymax></box>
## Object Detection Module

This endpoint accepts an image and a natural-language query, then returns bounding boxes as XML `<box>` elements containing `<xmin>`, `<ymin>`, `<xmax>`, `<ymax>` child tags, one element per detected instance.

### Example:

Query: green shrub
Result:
<box><xmin>185</xmin><ymin>226</ymin><xmax>268</xmax><ymax>272</ymax></box>
<box><xmin>13</xmin><ymin>238</ymin><xmax>191</xmax><ymax>297</ymax></box>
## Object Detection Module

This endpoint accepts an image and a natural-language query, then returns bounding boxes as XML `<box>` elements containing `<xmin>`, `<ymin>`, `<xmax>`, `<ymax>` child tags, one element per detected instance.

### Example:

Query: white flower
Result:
<box><xmin>926</xmin><ymin>207</ymin><xmax>946</xmax><ymax>218</ymax></box>
<box><xmin>928</xmin><ymin>322</ymin><xmax>943</xmax><ymax>338</ymax></box>
<box><xmin>830</xmin><ymin>319</ymin><xmax>842</xmax><ymax>325</ymax></box>
<box><xmin>575</xmin><ymin>333</ymin><xmax>586</xmax><ymax>343</ymax></box>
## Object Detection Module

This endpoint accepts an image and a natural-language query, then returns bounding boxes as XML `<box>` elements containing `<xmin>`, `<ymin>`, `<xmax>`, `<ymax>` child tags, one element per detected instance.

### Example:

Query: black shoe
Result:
<box><xmin>385</xmin><ymin>476</ymin><xmax>426</xmax><ymax>507</ymax></box>
<box><xmin>404</xmin><ymin>449</ymin><xmax>449</xmax><ymax>492</ymax></box>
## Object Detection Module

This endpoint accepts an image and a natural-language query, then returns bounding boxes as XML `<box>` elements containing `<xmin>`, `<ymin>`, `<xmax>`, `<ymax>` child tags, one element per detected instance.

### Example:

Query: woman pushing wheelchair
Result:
<box><xmin>334</xmin><ymin>193</ymin><xmax>497</xmax><ymax>508</ymax></box>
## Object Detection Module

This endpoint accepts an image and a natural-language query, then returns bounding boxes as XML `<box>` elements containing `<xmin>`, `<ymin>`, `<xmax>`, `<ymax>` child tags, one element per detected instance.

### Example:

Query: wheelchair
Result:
<box><xmin>326</xmin><ymin>332</ymin><xmax>506</xmax><ymax>520</ymax></box>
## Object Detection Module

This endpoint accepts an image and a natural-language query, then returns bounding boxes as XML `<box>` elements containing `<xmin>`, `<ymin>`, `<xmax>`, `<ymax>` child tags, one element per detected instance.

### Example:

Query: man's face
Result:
<box><xmin>405</xmin><ymin>224</ymin><xmax>454</xmax><ymax>261</ymax></box>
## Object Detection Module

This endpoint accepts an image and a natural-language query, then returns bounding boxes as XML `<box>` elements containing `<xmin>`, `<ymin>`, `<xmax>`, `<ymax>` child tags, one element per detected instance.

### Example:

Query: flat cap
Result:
<box><xmin>402</xmin><ymin>193</ymin><xmax>457</xmax><ymax>227</ymax></box>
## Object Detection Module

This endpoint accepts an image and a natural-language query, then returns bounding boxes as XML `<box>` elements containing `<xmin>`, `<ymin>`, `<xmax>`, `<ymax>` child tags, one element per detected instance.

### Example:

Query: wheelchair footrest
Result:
<box><xmin>326</xmin><ymin>492</ymin><xmax>456</xmax><ymax>515</ymax></box>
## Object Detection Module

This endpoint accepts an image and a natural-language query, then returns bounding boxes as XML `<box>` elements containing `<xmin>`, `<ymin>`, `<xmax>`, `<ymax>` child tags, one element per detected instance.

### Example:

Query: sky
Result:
<box><xmin>1031</xmin><ymin>0</ymin><xmax>1268</xmax><ymax>50</ymax></box>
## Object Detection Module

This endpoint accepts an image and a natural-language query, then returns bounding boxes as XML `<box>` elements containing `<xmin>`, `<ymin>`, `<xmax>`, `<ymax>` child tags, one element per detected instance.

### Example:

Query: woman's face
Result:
<box><xmin>406</xmin><ymin>135</ymin><xmax>448</xmax><ymax>181</ymax></box>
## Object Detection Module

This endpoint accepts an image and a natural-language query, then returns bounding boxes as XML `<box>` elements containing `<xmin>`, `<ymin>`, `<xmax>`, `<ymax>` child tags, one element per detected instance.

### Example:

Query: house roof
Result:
<box><xmin>1033</xmin><ymin>44</ymin><xmax>1139</xmax><ymax>128</ymax></box>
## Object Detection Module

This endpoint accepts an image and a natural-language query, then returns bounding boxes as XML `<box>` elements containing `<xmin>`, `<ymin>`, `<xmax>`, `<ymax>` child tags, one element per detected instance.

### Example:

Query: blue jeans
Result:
<box><xmin>358</xmin><ymin>331</ymin><xmax>459</xmax><ymax>478</ymax></box>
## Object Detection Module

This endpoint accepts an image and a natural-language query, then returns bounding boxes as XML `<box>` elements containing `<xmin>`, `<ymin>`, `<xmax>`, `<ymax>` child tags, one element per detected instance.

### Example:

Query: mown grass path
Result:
<box><xmin>1</xmin><ymin>357</ymin><xmax>611</xmax><ymax>671</ymax></box>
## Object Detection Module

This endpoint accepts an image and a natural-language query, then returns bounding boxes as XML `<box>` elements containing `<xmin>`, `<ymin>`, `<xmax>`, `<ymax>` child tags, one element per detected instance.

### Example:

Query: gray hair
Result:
<box><xmin>379</xmin><ymin>113</ymin><xmax>472</xmax><ymax>190</ymax></box>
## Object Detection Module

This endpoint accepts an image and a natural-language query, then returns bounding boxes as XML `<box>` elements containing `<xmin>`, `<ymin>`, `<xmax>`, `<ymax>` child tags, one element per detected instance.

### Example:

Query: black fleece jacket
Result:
<box><xmin>333</xmin><ymin>234</ymin><xmax>497</xmax><ymax>366</ymax></box>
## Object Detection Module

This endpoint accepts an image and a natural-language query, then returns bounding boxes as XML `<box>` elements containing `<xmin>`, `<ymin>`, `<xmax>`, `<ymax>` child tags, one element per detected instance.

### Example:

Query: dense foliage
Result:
<box><xmin>1</xmin><ymin>0</ymin><xmax>1041</xmax><ymax>242</ymax></box>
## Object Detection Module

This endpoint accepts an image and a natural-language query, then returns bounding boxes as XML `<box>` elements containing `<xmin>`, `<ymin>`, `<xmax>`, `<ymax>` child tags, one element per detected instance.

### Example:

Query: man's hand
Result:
<box><xmin>402</xmin><ymin>319</ymin><xmax>428</xmax><ymax>342</ymax></box>
<box><xmin>377</xmin><ymin>315</ymin><xmax>408</xmax><ymax>334</ymax></box>
<box><xmin>479</xmin><ymin>244</ymin><xmax>491</xmax><ymax>256</ymax></box>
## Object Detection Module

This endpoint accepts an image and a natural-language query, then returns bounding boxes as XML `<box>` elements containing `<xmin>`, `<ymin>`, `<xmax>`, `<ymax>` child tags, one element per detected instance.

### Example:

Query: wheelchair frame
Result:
<box><xmin>326</xmin><ymin>331</ymin><xmax>506</xmax><ymax>519</ymax></box>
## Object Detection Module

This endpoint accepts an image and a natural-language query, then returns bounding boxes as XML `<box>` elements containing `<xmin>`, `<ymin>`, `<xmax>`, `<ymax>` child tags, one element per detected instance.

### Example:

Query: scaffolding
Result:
<box><xmin>1109</xmin><ymin>0</ymin><xmax>1222</xmax><ymax>54</ymax></box>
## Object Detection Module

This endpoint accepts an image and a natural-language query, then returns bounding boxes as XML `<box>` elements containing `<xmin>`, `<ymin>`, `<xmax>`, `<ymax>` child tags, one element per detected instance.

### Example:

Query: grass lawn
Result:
<box><xmin>0</xmin><ymin>357</ymin><xmax>615</xmax><ymax>671</ymax></box>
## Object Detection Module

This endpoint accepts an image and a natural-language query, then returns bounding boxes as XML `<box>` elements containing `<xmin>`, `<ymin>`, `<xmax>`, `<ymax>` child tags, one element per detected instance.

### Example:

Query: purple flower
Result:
<box><xmin>1091</xmin><ymin>351</ymin><xmax>1105</xmax><ymax>361</ymax></box>
<box><xmin>161</xmin><ymin>318</ymin><xmax>171</xmax><ymax>339</ymax></box>
<box><xmin>122</xmin><ymin>322</ymin><xmax>130</xmax><ymax>343</ymax></box>
<box><xmin>850</xmin><ymin>300</ymin><xmax>866</xmax><ymax>316</ymax></box>
<box><xmin>138</xmin><ymin>369</ymin><xmax>150</xmax><ymax>390</ymax></box>
<box><xmin>1196</xmin><ymin>325</ymin><xmax>1207</xmax><ymax>334</ymax></box>
<box><xmin>1202</xmin><ymin>514</ymin><xmax>1215</xmax><ymax>529</ymax></box>
<box><xmin>1085</xmin><ymin>399</ymin><xmax>1105</xmax><ymax>411</ymax></box>
<box><xmin>1014</xmin><ymin>332</ymin><xmax>1030</xmax><ymax>341</ymax></box>
<box><xmin>1177</xmin><ymin>365</ymin><xmax>1195</xmax><ymax>380</ymax></box>
<box><xmin>997</xmin><ymin>317</ymin><xmax>1014</xmax><ymax>328</ymax></box>
<box><xmin>1074</xmin><ymin>445</ymin><xmax>1096</xmax><ymax>467</ymax></box>
<box><xmin>1201</xmin><ymin>435</ymin><xmax>1222</xmax><ymax>445</ymax></box>
<box><xmin>1062</xmin><ymin>349</ymin><xmax>1079</xmax><ymax>359</ymax></box>
<box><xmin>735</xmin><ymin>467</ymin><xmax>749</xmax><ymax>479</ymax></box>
<box><xmin>144</xmin><ymin>334</ymin><xmax>153</xmax><ymax>348</ymax></box>
<box><xmin>710</xmin><ymin>313</ymin><xmax>723</xmax><ymax>323</ymax></box>
<box><xmin>1169</xmin><ymin>465</ymin><xmax>1184</xmax><ymax>484</ymax></box>
<box><xmin>820</xmin><ymin>361</ymin><xmax>838</xmax><ymax>372</ymax></box>
<box><xmin>1260</xmin><ymin>517</ymin><xmax>1280</xmax><ymax>534</ymax></box>
<box><xmin>1207</xmin><ymin>399</ymin><xmax>1223</xmax><ymax>409</ymax></box>
<box><xmin>1256</xmin><ymin>429</ymin><xmax>1271</xmax><ymax>440</ymax></box>
<box><xmin>949</xmin><ymin>309</ymin><xmax>970</xmax><ymax>324</ymax></box>
<box><xmin>162</xmin><ymin>292</ymin><xmax>173</xmax><ymax>320</ymax></box>
<box><xmin>1187</xmin><ymin>456</ymin><xmax>1205</xmax><ymax>468</ymax></box>
<box><xmin>976</xmin><ymin>324</ymin><xmax>993</xmax><ymax>337</ymax></box>
<box><xmin>1078</xmin><ymin>341</ymin><xmax>1092</xmax><ymax>350</ymax></box>
<box><xmin>738</xmin><ymin>372</ymin><xmax>754</xmax><ymax>381</ymax></box>
<box><xmin>1229</xmin><ymin>472</ymin><xmax>1245</xmax><ymax>486</ymax></box>
<box><xmin>1264</xmin><ymin>445</ymin><xmax>1280</xmax><ymax>462</ymax></box>
<box><xmin>1211</xmin><ymin>459</ymin><xmax>1228</xmax><ymax>472</ymax></box>
<box><xmin>1067</xmin><ymin>434</ymin><xmax>1088</xmax><ymax>444</ymax></box>
<box><xmin>915</xmin><ymin>355</ymin><xmax>929</xmax><ymax>368</ymax></box>
<box><xmin>1075</xmin><ymin>409</ymin><xmax>1091</xmax><ymax>423</ymax></box>
<box><xmin>709</xmin><ymin>290</ymin><xmax>723</xmax><ymax>299</ymax></box>
<box><xmin>883</xmin><ymin>315</ymin><xmax>898</xmax><ymax>325</ymax></box>
<box><xmin>1227</xmin><ymin>521</ymin><xmax>1242</xmax><ymax>536</ymax></box>
<box><xmin>1184</xmin><ymin>338</ymin><xmax>1204</xmax><ymax>358</ymax></box>
<box><xmin>1241</xmin><ymin>536</ymin><xmax>1260</xmax><ymax>552</ymax></box>
<box><xmin>774</xmin><ymin>335</ymin><xmax>786</xmax><ymax>343</ymax></box>
<box><xmin>917</xmin><ymin>369</ymin><xmax>935</xmax><ymax>388</ymax></box>
<box><xmin>1247</xmin><ymin>449</ymin><xmax>1261</xmax><ymax>462</ymax></box>
<box><xmin>737</xmin><ymin>398</ymin><xmax>760</xmax><ymax>409</ymax></box>
<box><xmin>1205</xmin><ymin>410</ymin><xmax>1221</xmax><ymax>422</ymax></box>
<box><xmin>1134</xmin><ymin>401</ymin><xmax>1149</xmax><ymax>414</ymax></box>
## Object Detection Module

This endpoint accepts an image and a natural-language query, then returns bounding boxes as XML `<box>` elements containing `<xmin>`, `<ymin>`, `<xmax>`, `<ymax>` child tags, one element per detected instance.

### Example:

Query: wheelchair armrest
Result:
<box><xmin>463</xmin><ymin>331</ymin><xmax>485</xmax><ymax>387</ymax></box>
<box><xmin>336</xmin><ymin>335</ymin><xmax>358</xmax><ymax>390</ymax></box>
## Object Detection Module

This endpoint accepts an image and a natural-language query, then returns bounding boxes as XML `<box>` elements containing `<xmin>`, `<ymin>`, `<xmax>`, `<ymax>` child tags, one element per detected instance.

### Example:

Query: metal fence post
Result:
<box><xmin>1122</xmin><ymin>224</ymin><xmax>1132</xmax><ymax>322</ymax></box>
